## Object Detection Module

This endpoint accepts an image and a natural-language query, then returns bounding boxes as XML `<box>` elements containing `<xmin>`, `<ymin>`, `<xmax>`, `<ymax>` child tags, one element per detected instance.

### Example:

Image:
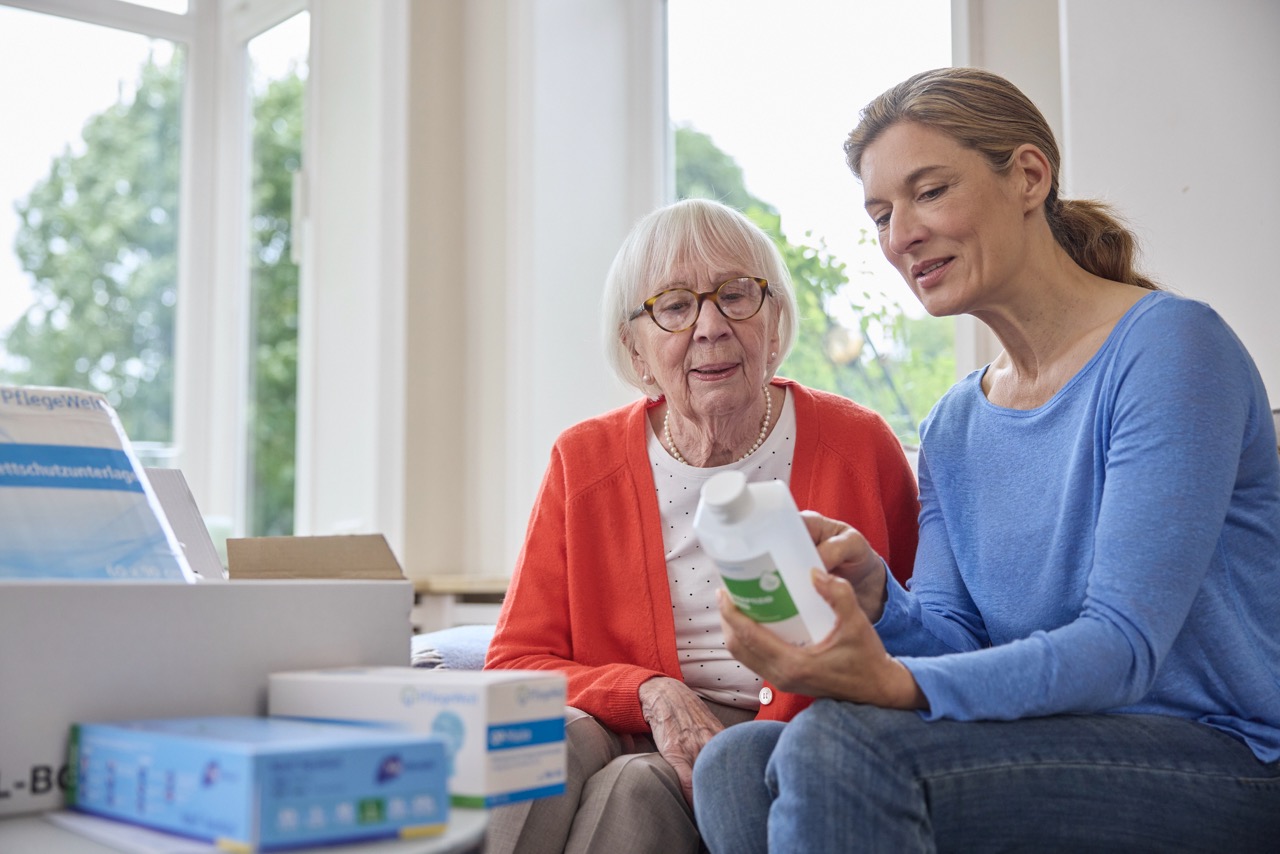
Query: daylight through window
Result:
<box><xmin>668</xmin><ymin>0</ymin><xmax>954</xmax><ymax>444</ymax></box>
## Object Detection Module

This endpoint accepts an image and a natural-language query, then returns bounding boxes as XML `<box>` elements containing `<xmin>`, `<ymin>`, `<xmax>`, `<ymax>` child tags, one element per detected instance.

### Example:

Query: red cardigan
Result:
<box><xmin>485</xmin><ymin>379</ymin><xmax>919</xmax><ymax>731</ymax></box>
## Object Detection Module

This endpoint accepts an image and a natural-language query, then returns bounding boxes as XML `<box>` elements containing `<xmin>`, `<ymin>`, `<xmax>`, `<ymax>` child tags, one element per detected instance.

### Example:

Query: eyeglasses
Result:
<box><xmin>628</xmin><ymin>277</ymin><xmax>769</xmax><ymax>333</ymax></box>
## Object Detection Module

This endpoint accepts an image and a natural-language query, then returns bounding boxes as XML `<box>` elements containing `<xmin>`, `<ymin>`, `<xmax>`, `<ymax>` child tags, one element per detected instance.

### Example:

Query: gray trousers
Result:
<box><xmin>485</xmin><ymin>700</ymin><xmax>756</xmax><ymax>854</ymax></box>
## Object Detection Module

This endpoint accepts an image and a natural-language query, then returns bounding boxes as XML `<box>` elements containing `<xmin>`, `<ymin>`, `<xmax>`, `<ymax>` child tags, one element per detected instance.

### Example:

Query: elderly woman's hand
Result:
<box><xmin>637</xmin><ymin>676</ymin><xmax>727</xmax><ymax>806</ymax></box>
<box><xmin>718</xmin><ymin>569</ymin><xmax>926</xmax><ymax>710</ymax></box>
<box><xmin>801</xmin><ymin>510</ymin><xmax>890</xmax><ymax>622</ymax></box>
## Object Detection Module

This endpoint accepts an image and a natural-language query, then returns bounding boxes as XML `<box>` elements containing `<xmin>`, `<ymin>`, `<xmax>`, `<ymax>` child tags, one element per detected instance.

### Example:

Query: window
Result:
<box><xmin>0</xmin><ymin>6</ymin><xmax>184</xmax><ymax>465</ymax></box>
<box><xmin>0</xmin><ymin>0</ymin><xmax>308</xmax><ymax>542</ymax></box>
<box><xmin>668</xmin><ymin>0</ymin><xmax>953</xmax><ymax>444</ymax></box>
<box><xmin>245</xmin><ymin>13</ymin><xmax>308</xmax><ymax>536</ymax></box>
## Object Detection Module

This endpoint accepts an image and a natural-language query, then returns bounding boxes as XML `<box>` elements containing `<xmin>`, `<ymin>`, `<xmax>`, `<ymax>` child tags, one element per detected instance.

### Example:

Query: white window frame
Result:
<box><xmin>198</xmin><ymin>0</ymin><xmax>308</xmax><ymax>538</ymax></box>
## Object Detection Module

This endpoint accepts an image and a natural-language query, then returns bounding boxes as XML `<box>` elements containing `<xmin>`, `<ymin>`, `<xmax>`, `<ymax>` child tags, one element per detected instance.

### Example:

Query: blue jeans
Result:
<box><xmin>693</xmin><ymin>700</ymin><xmax>1280</xmax><ymax>853</ymax></box>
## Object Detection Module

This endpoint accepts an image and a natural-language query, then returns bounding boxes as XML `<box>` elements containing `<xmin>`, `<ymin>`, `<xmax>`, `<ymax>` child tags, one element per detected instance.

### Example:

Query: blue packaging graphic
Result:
<box><xmin>68</xmin><ymin>716</ymin><xmax>450</xmax><ymax>851</ymax></box>
<box><xmin>0</xmin><ymin>385</ymin><xmax>193</xmax><ymax>580</ymax></box>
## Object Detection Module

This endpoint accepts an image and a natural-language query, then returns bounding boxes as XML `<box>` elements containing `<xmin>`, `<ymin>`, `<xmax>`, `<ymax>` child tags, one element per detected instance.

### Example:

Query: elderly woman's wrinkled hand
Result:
<box><xmin>637</xmin><ymin>676</ymin><xmax>727</xmax><ymax>806</ymax></box>
<box><xmin>718</xmin><ymin>570</ymin><xmax>926</xmax><ymax>711</ymax></box>
<box><xmin>801</xmin><ymin>510</ymin><xmax>890</xmax><ymax>621</ymax></box>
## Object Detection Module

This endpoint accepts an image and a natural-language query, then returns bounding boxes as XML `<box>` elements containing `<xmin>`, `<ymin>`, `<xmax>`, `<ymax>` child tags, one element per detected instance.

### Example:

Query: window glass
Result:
<box><xmin>0</xmin><ymin>5</ymin><xmax>183</xmax><ymax>465</ymax></box>
<box><xmin>244</xmin><ymin>12</ymin><xmax>308</xmax><ymax>536</ymax></box>
<box><xmin>669</xmin><ymin>0</ymin><xmax>952</xmax><ymax>444</ymax></box>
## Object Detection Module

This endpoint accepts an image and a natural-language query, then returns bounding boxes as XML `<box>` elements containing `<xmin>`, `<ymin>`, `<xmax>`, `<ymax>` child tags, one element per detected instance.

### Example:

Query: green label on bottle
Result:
<box><xmin>721</xmin><ymin>566</ymin><xmax>800</xmax><ymax>624</ymax></box>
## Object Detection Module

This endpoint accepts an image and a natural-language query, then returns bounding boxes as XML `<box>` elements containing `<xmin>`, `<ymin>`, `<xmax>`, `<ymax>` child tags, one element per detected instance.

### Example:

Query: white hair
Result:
<box><xmin>602</xmin><ymin>199</ymin><xmax>798</xmax><ymax>398</ymax></box>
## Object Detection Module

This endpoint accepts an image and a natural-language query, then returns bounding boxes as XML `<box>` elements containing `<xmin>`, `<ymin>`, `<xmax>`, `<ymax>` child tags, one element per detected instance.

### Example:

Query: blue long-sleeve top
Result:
<box><xmin>876</xmin><ymin>291</ymin><xmax>1280</xmax><ymax>762</ymax></box>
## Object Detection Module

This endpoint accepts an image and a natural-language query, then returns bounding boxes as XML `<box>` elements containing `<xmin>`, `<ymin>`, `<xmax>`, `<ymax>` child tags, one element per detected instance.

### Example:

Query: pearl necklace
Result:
<box><xmin>663</xmin><ymin>387</ymin><xmax>773</xmax><ymax>466</ymax></box>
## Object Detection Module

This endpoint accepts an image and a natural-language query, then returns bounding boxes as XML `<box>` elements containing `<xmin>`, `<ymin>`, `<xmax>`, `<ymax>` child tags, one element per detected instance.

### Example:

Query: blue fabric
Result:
<box><xmin>694</xmin><ymin>702</ymin><xmax>1280</xmax><ymax>854</ymax></box>
<box><xmin>694</xmin><ymin>292</ymin><xmax>1280</xmax><ymax>850</ymax></box>
<box><xmin>410</xmin><ymin>623</ymin><xmax>494</xmax><ymax>670</ymax></box>
<box><xmin>874</xmin><ymin>292</ymin><xmax>1280</xmax><ymax>762</ymax></box>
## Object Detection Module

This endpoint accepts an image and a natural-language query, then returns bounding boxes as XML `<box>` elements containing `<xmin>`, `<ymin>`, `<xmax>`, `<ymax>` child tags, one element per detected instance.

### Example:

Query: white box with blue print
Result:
<box><xmin>268</xmin><ymin>667</ymin><xmax>567</xmax><ymax>808</ymax></box>
<box><xmin>0</xmin><ymin>385</ymin><xmax>194</xmax><ymax>581</ymax></box>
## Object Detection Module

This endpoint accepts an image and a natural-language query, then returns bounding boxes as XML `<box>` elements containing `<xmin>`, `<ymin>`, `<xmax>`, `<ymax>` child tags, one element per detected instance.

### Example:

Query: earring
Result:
<box><xmin>642</xmin><ymin>373</ymin><xmax>652</xmax><ymax>384</ymax></box>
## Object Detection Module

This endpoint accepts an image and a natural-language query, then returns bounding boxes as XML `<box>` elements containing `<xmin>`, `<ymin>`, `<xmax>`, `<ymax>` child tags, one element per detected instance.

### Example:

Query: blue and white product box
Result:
<box><xmin>0</xmin><ymin>385</ymin><xmax>194</xmax><ymax>581</ymax></box>
<box><xmin>269</xmin><ymin>667</ymin><xmax>567</xmax><ymax>808</ymax></box>
<box><xmin>68</xmin><ymin>716</ymin><xmax>449</xmax><ymax>851</ymax></box>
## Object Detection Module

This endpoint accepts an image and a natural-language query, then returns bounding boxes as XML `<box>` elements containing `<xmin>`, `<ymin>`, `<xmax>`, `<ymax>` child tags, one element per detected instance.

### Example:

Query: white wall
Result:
<box><xmin>506</xmin><ymin>0</ymin><xmax>663</xmax><ymax>559</ymax></box>
<box><xmin>953</xmin><ymin>0</ymin><xmax>1063</xmax><ymax>139</ymax></box>
<box><xmin>959</xmin><ymin>0</ymin><xmax>1279</xmax><ymax>401</ymax></box>
<box><xmin>395</xmin><ymin>0</ymin><xmax>656</xmax><ymax>580</ymax></box>
<box><xmin>1060</xmin><ymin>0</ymin><xmax>1280</xmax><ymax>400</ymax></box>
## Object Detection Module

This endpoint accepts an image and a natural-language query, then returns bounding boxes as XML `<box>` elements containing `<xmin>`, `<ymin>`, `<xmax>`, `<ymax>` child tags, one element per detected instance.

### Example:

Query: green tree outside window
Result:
<box><xmin>245</xmin><ymin>65</ymin><xmax>303</xmax><ymax>536</ymax></box>
<box><xmin>3</xmin><ymin>53</ymin><xmax>302</xmax><ymax>535</ymax></box>
<box><xmin>6</xmin><ymin>53</ymin><xmax>183</xmax><ymax>445</ymax></box>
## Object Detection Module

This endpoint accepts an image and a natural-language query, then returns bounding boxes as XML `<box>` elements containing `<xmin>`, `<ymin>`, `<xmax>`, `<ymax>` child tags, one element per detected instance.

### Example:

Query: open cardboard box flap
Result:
<box><xmin>227</xmin><ymin>533</ymin><xmax>406</xmax><ymax>580</ymax></box>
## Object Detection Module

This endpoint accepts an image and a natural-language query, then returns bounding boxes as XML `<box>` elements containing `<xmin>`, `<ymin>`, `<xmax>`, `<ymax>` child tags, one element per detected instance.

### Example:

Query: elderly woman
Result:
<box><xmin>693</xmin><ymin>68</ymin><xmax>1280</xmax><ymax>852</ymax></box>
<box><xmin>483</xmin><ymin>198</ymin><xmax>920</xmax><ymax>854</ymax></box>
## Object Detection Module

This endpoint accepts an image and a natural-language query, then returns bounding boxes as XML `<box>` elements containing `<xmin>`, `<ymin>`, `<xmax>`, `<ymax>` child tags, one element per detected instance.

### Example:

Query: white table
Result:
<box><xmin>0</xmin><ymin>809</ymin><xmax>487</xmax><ymax>854</ymax></box>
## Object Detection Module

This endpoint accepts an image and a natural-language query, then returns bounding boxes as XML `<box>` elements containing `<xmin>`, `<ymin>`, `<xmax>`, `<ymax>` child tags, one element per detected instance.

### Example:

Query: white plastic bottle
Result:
<box><xmin>693</xmin><ymin>470</ymin><xmax>835</xmax><ymax>645</ymax></box>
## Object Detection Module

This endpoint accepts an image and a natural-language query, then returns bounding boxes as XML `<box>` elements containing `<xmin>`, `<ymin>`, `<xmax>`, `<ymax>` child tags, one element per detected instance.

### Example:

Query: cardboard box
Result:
<box><xmin>0</xmin><ymin>449</ymin><xmax>419</xmax><ymax>820</ymax></box>
<box><xmin>69</xmin><ymin>716</ymin><xmax>449</xmax><ymax>851</ymax></box>
<box><xmin>227</xmin><ymin>533</ymin><xmax>405</xmax><ymax>581</ymax></box>
<box><xmin>0</xmin><ymin>419</ymin><xmax>422</xmax><ymax>819</ymax></box>
<box><xmin>270</xmin><ymin>667</ymin><xmax>567</xmax><ymax>807</ymax></box>
<box><xmin>0</xmin><ymin>575</ymin><xmax>414</xmax><ymax>817</ymax></box>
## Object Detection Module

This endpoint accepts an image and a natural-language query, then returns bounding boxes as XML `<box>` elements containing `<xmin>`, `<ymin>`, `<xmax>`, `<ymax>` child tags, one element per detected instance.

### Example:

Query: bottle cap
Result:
<box><xmin>700</xmin><ymin>470</ymin><xmax>752</xmax><ymax>523</ymax></box>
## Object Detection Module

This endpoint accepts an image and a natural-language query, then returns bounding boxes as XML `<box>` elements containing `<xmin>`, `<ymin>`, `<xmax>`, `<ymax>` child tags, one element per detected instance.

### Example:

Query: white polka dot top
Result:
<box><xmin>647</xmin><ymin>387</ymin><xmax>798</xmax><ymax>709</ymax></box>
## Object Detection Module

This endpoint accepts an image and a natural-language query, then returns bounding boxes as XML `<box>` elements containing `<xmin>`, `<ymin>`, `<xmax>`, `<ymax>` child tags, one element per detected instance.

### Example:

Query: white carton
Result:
<box><xmin>269</xmin><ymin>667</ymin><xmax>567</xmax><ymax>807</ymax></box>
